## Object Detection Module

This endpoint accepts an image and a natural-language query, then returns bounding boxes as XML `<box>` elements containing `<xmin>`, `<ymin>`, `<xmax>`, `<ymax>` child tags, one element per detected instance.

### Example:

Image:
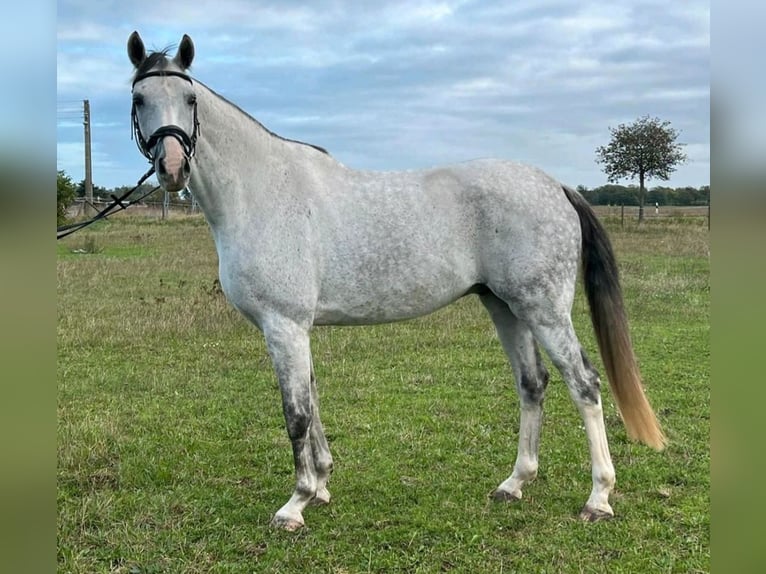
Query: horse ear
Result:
<box><xmin>174</xmin><ymin>34</ymin><xmax>195</xmax><ymax>70</ymax></box>
<box><xmin>128</xmin><ymin>31</ymin><xmax>146</xmax><ymax>68</ymax></box>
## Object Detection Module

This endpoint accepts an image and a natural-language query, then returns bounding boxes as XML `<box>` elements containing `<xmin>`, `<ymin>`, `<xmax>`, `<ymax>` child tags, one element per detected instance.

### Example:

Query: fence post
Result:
<box><xmin>162</xmin><ymin>191</ymin><xmax>169</xmax><ymax>220</ymax></box>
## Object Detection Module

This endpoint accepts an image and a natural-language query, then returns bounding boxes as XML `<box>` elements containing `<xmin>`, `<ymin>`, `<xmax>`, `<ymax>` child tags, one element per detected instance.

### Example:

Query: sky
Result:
<box><xmin>56</xmin><ymin>0</ymin><xmax>710</xmax><ymax>191</ymax></box>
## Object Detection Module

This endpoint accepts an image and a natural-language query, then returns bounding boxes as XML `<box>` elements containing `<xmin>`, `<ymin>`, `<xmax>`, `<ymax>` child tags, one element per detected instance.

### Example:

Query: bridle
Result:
<box><xmin>56</xmin><ymin>69</ymin><xmax>201</xmax><ymax>240</ymax></box>
<box><xmin>56</xmin><ymin>70</ymin><xmax>199</xmax><ymax>239</ymax></box>
<box><xmin>131</xmin><ymin>70</ymin><xmax>200</xmax><ymax>162</ymax></box>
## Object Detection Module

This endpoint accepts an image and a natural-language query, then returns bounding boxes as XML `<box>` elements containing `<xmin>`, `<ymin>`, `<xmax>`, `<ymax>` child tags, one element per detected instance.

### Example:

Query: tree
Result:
<box><xmin>595</xmin><ymin>115</ymin><xmax>687</xmax><ymax>222</ymax></box>
<box><xmin>57</xmin><ymin>170</ymin><xmax>77</xmax><ymax>225</ymax></box>
<box><xmin>76</xmin><ymin>179</ymin><xmax>108</xmax><ymax>199</ymax></box>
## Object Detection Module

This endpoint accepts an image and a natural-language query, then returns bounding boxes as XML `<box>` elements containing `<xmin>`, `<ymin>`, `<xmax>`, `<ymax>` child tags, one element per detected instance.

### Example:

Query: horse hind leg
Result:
<box><xmin>528</xmin><ymin>314</ymin><xmax>616</xmax><ymax>521</ymax></box>
<box><xmin>481</xmin><ymin>293</ymin><xmax>549</xmax><ymax>503</ymax></box>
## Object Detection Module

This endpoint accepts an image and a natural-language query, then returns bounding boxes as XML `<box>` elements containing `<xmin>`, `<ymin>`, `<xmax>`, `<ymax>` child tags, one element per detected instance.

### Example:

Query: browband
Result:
<box><xmin>132</xmin><ymin>70</ymin><xmax>193</xmax><ymax>88</ymax></box>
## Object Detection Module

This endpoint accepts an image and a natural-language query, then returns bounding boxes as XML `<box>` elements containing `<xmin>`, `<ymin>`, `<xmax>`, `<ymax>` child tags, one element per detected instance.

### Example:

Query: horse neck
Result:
<box><xmin>187</xmin><ymin>82</ymin><xmax>293</xmax><ymax>228</ymax></box>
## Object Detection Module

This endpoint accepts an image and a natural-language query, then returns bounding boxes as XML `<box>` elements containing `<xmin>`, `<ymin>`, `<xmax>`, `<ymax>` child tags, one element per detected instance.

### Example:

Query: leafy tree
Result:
<box><xmin>57</xmin><ymin>170</ymin><xmax>76</xmax><ymax>225</ymax></box>
<box><xmin>595</xmin><ymin>115</ymin><xmax>687</xmax><ymax>221</ymax></box>
<box><xmin>75</xmin><ymin>179</ymin><xmax>108</xmax><ymax>199</ymax></box>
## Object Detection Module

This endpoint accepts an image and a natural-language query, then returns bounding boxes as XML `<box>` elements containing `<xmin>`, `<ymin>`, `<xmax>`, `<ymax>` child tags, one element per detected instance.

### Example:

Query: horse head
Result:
<box><xmin>128</xmin><ymin>31</ymin><xmax>198</xmax><ymax>192</ymax></box>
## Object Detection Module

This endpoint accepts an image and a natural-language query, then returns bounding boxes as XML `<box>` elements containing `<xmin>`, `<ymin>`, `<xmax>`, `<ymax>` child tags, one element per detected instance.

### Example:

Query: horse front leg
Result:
<box><xmin>263</xmin><ymin>318</ymin><xmax>319</xmax><ymax>531</ymax></box>
<box><xmin>308</xmin><ymin>359</ymin><xmax>333</xmax><ymax>506</ymax></box>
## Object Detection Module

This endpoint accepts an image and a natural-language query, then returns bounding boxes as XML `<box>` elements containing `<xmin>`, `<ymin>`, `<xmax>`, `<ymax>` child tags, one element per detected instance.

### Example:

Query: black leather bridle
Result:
<box><xmin>57</xmin><ymin>70</ymin><xmax>201</xmax><ymax>240</ymax></box>
<box><xmin>131</xmin><ymin>70</ymin><xmax>200</xmax><ymax>162</ymax></box>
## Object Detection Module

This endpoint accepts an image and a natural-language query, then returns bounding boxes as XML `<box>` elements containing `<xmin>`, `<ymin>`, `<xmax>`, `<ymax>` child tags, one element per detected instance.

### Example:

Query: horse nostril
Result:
<box><xmin>157</xmin><ymin>160</ymin><xmax>167</xmax><ymax>175</ymax></box>
<box><xmin>183</xmin><ymin>158</ymin><xmax>191</xmax><ymax>177</ymax></box>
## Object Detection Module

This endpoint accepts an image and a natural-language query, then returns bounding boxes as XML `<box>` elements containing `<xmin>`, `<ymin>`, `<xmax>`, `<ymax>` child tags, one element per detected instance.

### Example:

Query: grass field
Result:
<box><xmin>57</xmin><ymin>213</ymin><xmax>709</xmax><ymax>573</ymax></box>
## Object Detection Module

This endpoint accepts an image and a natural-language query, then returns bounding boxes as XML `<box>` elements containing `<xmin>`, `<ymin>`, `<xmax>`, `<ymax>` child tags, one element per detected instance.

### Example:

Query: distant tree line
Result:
<box><xmin>575</xmin><ymin>184</ymin><xmax>709</xmax><ymax>207</ymax></box>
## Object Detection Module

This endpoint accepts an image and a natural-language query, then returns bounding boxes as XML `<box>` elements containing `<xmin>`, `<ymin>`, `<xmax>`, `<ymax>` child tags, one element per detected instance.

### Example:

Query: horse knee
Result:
<box><xmin>284</xmin><ymin>409</ymin><xmax>312</xmax><ymax>441</ymax></box>
<box><xmin>520</xmin><ymin>373</ymin><xmax>543</xmax><ymax>404</ymax></box>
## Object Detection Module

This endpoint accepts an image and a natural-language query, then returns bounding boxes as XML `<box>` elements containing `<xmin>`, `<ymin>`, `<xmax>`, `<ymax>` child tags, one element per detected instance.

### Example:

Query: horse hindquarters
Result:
<box><xmin>485</xmin><ymin>185</ymin><xmax>665</xmax><ymax>520</ymax></box>
<box><xmin>481</xmin><ymin>185</ymin><xmax>618</xmax><ymax>519</ymax></box>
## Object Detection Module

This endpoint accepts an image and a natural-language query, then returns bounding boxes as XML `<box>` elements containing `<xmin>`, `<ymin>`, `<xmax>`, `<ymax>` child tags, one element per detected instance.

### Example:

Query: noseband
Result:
<box><xmin>131</xmin><ymin>70</ymin><xmax>200</xmax><ymax>162</ymax></box>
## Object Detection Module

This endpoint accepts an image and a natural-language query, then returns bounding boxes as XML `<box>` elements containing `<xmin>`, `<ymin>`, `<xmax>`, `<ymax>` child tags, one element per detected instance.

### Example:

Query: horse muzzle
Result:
<box><xmin>154</xmin><ymin>136</ymin><xmax>191</xmax><ymax>192</ymax></box>
<box><xmin>133</xmin><ymin>121</ymin><xmax>197</xmax><ymax>192</ymax></box>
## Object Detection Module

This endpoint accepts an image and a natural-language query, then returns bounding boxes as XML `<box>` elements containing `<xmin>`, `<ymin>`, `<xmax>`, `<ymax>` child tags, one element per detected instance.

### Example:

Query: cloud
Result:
<box><xmin>56</xmin><ymin>0</ymin><xmax>709</xmax><ymax>189</ymax></box>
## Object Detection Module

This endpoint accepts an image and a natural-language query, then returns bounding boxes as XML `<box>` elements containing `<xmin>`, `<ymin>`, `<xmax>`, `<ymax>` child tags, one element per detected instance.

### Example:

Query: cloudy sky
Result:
<box><xmin>57</xmin><ymin>0</ymin><xmax>709</xmax><ymax>190</ymax></box>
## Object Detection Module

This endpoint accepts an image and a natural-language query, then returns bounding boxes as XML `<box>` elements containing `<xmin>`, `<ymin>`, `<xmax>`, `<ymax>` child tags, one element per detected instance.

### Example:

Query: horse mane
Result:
<box><xmin>133</xmin><ymin>49</ymin><xmax>329</xmax><ymax>157</ymax></box>
<box><xmin>206</xmin><ymin>87</ymin><xmax>330</xmax><ymax>156</ymax></box>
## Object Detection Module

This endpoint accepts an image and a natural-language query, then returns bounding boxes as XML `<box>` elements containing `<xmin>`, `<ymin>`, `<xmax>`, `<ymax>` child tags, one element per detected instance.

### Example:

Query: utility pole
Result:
<box><xmin>83</xmin><ymin>99</ymin><xmax>94</xmax><ymax>216</ymax></box>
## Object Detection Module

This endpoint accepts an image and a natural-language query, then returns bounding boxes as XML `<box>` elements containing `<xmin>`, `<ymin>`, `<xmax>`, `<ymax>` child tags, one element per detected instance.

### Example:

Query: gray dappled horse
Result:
<box><xmin>127</xmin><ymin>32</ymin><xmax>665</xmax><ymax>531</ymax></box>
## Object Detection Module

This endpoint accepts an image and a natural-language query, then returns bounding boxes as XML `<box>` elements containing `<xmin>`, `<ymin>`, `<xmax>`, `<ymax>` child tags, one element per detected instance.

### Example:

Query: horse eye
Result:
<box><xmin>187</xmin><ymin>94</ymin><xmax>197</xmax><ymax>105</ymax></box>
<box><xmin>132</xmin><ymin>94</ymin><xmax>144</xmax><ymax>107</ymax></box>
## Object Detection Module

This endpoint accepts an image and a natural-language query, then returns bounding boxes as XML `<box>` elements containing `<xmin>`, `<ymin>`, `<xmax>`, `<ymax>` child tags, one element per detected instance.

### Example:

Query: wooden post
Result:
<box><xmin>83</xmin><ymin>99</ymin><xmax>94</xmax><ymax>216</ymax></box>
<box><xmin>162</xmin><ymin>190</ymin><xmax>169</xmax><ymax>220</ymax></box>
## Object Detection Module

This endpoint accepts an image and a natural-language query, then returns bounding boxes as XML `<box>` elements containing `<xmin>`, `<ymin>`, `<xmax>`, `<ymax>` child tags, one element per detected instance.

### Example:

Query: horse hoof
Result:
<box><xmin>579</xmin><ymin>506</ymin><xmax>614</xmax><ymax>522</ymax></box>
<box><xmin>491</xmin><ymin>489</ymin><xmax>521</xmax><ymax>503</ymax></box>
<box><xmin>270</xmin><ymin>515</ymin><xmax>304</xmax><ymax>531</ymax></box>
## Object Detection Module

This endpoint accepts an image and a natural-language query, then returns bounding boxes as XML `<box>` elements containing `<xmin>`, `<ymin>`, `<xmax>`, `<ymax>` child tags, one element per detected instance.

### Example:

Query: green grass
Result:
<box><xmin>57</xmin><ymin>215</ymin><xmax>709</xmax><ymax>573</ymax></box>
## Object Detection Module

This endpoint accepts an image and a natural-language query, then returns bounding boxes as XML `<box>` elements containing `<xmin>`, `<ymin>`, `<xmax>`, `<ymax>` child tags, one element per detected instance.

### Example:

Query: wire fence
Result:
<box><xmin>67</xmin><ymin>194</ymin><xmax>200</xmax><ymax>220</ymax></box>
<box><xmin>592</xmin><ymin>204</ymin><xmax>710</xmax><ymax>229</ymax></box>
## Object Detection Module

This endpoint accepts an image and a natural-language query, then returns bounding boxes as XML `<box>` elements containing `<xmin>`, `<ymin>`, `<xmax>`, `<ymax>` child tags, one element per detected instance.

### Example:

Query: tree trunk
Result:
<box><xmin>638</xmin><ymin>171</ymin><xmax>645</xmax><ymax>223</ymax></box>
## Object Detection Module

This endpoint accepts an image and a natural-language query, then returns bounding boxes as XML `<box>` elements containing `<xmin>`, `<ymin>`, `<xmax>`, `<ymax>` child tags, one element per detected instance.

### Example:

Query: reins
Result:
<box><xmin>56</xmin><ymin>166</ymin><xmax>160</xmax><ymax>240</ymax></box>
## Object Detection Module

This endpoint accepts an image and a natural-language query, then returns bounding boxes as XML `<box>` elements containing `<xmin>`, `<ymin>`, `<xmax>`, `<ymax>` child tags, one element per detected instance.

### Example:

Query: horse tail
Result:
<box><xmin>562</xmin><ymin>185</ymin><xmax>666</xmax><ymax>450</ymax></box>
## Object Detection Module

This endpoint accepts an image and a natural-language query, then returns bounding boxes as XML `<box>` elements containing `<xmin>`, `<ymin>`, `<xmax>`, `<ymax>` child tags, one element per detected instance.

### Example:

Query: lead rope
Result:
<box><xmin>56</xmin><ymin>165</ymin><xmax>158</xmax><ymax>240</ymax></box>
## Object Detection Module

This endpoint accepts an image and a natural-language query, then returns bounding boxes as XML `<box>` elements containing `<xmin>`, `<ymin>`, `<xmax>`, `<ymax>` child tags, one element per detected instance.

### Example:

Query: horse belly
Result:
<box><xmin>313</xmin><ymin>246</ymin><xmax>477</xmax><ymax>326</ymax></box>
<box><xmin>311</xmin><ymin>165</ymin><xmax>487</xmax><ymax>325</ymax></box>
<box><xmin>314</xmin><ymin>283</ymin><xmax>472</xmax><ymax>325</ymax></box>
